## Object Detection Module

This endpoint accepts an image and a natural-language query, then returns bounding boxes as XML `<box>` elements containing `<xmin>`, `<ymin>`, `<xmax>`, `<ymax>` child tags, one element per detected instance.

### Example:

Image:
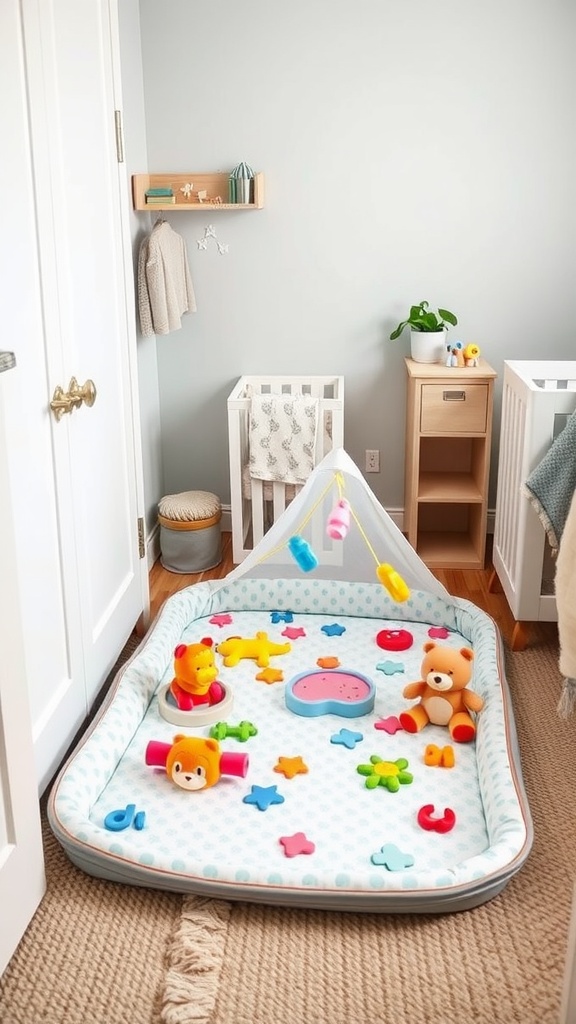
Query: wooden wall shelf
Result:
<box><xmin>132</xmin><ymin>172</ymin><xmax>264</xmax><ymax>211</ymax></box>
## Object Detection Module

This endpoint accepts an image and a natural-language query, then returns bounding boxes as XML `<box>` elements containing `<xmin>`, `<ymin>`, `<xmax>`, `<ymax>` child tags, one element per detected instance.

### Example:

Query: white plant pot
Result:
<box><xmin>410</xmin><ymin>329</ymin><xmax>446</xmax><ymax>364</ymax></box>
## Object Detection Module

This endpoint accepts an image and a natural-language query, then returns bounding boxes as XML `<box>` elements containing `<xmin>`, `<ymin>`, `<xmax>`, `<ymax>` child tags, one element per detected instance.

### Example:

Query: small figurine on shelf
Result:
<box><xmin>445</xmin><ymin>340</ymin><xmax>465</xmax><ymax>367</ymax></box>
<box><xmin>463</xmin><ymin>343</ymin><xmax>481</xmax><ymax>367</ymax></box>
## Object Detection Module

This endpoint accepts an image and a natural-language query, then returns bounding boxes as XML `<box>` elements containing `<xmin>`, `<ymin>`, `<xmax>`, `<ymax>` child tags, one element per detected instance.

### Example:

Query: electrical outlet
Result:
<box><xmin>365</xmin><ymin>449</ymin><xmax>380</xmax><ymax>473</ymax></box>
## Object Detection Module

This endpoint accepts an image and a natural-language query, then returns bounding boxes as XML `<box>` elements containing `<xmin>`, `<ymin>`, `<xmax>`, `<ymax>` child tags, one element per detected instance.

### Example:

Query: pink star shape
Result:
<box><xmin>281</xmin><ymin>626</ymin><xmax>306</xmax><ymax>640</ymax></box>
<box><xmin>209</xmin><ymin>614</ymin><xmax>233</xmax><ymax>627</ymax></box>
<box><xmin>279</xmin><ymin>832</ymin><xmax>316</xmax><ymax>858</ymax></box>
<box><xmin>374</xmin><ymin>716</ymin><xmax>403</xmax><ymax>734</ymax></box>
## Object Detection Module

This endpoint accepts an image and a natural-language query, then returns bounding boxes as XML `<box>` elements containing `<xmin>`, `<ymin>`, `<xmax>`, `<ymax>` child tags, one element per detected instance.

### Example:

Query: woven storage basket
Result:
<box><xmin>158</xmin><ymin>490</ymin><xmax>222</xmax><ymax>573</ymax></box>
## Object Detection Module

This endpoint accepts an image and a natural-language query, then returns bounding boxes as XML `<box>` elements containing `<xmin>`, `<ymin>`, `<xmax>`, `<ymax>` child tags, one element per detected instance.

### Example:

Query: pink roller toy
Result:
<box><xmin>326</xmin><ymin>498</ymin><xmax>351</xmax><ymax>540</ymax></box>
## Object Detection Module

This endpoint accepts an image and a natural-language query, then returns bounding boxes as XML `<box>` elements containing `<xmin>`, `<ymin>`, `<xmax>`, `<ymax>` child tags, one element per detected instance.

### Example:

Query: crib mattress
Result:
<box><xmin>48</xmin><ymin>579</ymin><xmax>532</xmax><ymax>913</ymax></box>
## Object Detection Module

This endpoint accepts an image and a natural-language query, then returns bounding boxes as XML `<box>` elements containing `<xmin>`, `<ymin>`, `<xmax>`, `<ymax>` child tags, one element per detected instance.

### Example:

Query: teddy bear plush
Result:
<box><xmin>399</xmin><ymin>641</ymin><xmax>484</xmax><ymax>742</ymax></box>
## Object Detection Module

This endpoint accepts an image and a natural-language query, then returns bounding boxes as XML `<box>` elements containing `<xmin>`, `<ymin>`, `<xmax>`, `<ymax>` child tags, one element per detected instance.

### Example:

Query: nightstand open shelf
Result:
<box><xmin>404</xmin><ymin>358</ymin><xmax>497</xmax><ymax>569</ymax></box>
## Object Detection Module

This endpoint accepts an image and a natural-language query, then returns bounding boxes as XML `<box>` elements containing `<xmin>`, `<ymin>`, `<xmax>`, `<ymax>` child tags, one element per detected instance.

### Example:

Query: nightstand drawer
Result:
<box><xmin>420</xmin><ymin>384</ymin><xmax>488</xmax><ymax>433</ymax></box>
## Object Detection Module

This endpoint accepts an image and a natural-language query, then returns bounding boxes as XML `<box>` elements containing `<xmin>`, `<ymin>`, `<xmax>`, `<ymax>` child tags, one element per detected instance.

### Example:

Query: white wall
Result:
<box><xmin>118</xmin><ymin>0</ymin><xmax>164</xmax><ymax>541</ymax></box>
<box><xmin>137</xmin><ymin>0</ymin><xmax>576</xmax><ymax>510</ymax></box>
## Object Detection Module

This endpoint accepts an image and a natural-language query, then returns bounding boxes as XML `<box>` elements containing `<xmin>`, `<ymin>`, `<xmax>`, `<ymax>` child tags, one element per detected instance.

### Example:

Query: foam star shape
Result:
<box><xmin>376</xmin><ymin>659</ymin><xmax>405</xmax><ymax>676</ymax></box>
<box><xmin>374</xmin><ymin>716</ymin><xmax>403</xmax><ymax>734</ymax></box>
<box><xmin>243</xmin><ymin>785</ymin><xmax>285</xmax><ymax>811</ymax></box>
<box><xmin>281</xmin><ymin>626</ymin><xmax>306</xmax><ymax>640</ymax></box>
<box><xmin>330</xmin><ymin>728</ymin><xmax>364</xmax><ymax>750</ymax></box>
<box><xmin>197</xmin><ymin>238</ymin><xmax>208</xmax><ymax>250</ymax></box>
<box><xmin>271</xmin><ymin>611</ymin><xmax>294</xmax><ymax>624</ymax></box>
<box><xmin>255</xmin><ymin>668</ymin><xmax>284</xmax><ymax>684</ymax></box>
<box><xmin>279</xmin><ymin>832</ymin><xmax>316</xmax><ymax>858</ymax></box>
<box><xmin>321</xmin><ymin>623</ymin><xmax>346</xmax><ymax>637</ymax></box>
<box><xmin>317</xmin><ymin>656</ymin><xmax>340</xmax><ymax>669</ymax></box>
<box><xmin>428</xmin><ymin>626</ymin><xmax>450</xmax><ymax>639</ymax></box>
<box><xmin>274</xmin><ymin>755</ymin><xmax>309</xmax><ymax>779</ymax></box>
<box><xmin>209</xmin><ymin>613</ymin><xmax>233</xmax><ymax>627</ymax></box>
<box><xmin>371</xmin><ymin>843</ymin><xmax>414</xmax><ymax>871</ymax></box>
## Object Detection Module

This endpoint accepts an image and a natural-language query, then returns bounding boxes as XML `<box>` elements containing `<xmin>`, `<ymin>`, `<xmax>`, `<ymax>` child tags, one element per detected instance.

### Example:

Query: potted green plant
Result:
<box><xmin>390</xmin><ymin>300</ymin><xmax>458</xmax><ymax>364</ymax></box>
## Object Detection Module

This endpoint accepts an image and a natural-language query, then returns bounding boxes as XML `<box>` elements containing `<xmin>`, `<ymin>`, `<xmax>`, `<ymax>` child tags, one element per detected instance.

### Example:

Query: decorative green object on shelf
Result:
<box><xmin>390</xmin><ymin>301</ymin><xmax>458</xmax><ymax>341</ymax></box>
<box><xmin>229</xmin><ymin>162</ymin><xmax>254</xmax><ymax>204</ymax></box>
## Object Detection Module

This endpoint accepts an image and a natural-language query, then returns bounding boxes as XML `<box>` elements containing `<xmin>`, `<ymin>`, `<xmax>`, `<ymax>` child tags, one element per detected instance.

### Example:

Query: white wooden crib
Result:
<box><xmin>227</xmin><ymin>374</ymin><xmax>344</xmax><ymax>563</ymax></box>
<box><xmin>491</xmin><ymin>359</ymin><xmax>576</xmax><ymax>649</ymax></box>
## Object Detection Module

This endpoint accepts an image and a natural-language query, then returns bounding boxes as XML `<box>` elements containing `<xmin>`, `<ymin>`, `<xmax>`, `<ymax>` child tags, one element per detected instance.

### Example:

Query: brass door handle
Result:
<box><xmin>50</xmin><ymin>377</ymin><xmax>97</xmax><ymax>421</ymax></box>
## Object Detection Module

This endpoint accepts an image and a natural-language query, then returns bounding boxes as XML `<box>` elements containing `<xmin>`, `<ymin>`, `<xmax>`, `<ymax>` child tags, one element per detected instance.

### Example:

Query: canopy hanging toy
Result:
<box><xmin>283</xmin><ymin>469</ymin><xmax>410</xmax><ymax>602</ymax></box>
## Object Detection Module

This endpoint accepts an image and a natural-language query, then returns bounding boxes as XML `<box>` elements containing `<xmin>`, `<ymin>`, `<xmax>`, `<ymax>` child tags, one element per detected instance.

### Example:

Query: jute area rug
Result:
<box><xmin>1</xmin><ymin>627</ymin><xmax>575</xmax><ymax>1024</ymax></box>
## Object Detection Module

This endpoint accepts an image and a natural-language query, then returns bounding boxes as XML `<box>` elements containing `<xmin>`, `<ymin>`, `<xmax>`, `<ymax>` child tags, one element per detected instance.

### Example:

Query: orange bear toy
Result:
<box><xmin>165</xmin><ymin>735</ymin><xmax>223</xmax><ymax>791</ymax></box>
<box><xmin>399</xmin><ymin>641</ymin><xmax>484</xmax><ymax>743</ymax></box>
<box><xmin>169</xmin><ymin>640</ymin><xmax>224</xmax><ymax>712</ymax></box>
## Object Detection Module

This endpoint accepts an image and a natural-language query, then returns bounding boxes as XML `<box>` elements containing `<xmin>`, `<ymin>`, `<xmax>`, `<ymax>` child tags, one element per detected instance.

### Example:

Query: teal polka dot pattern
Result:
<box><xmin>50</xmin><ymin>578</ymin><xmax>530</xmax><ymax>907</ymax></box>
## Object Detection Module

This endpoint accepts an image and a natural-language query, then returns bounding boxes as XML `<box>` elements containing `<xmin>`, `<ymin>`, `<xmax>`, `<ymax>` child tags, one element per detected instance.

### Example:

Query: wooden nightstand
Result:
<box><xmin>404</xmin><ymin>357</ymin><xmax>497</xmax><ymax>569</ymax></box>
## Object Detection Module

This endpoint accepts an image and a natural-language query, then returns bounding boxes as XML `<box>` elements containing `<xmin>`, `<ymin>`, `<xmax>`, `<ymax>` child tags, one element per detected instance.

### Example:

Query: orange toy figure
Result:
<box><xmin>170</xmin><ymin>640</ymin><xmax>225</xmax><ymax>712</ymax></box>
<box><xmin>399</xmin><ymin>642</ymin><xmax>484</xmax><ymax>743</ymax></box>
<box><xmin>145</xmin><ymin>735</ymin><xmax>248</xmax><ymax>792</ymax></box>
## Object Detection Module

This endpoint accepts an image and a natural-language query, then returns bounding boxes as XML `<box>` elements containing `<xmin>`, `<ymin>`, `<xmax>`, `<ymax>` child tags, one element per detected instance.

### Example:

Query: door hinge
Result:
<box><xmin>137</xmin><ymin>517</ymin><xmax>146</xmax><ymax>559</ymax></box>
<box><xmin>114</xmin><ymin>109</ymin><xmax>124</xmax><ymax>163</ymax></box>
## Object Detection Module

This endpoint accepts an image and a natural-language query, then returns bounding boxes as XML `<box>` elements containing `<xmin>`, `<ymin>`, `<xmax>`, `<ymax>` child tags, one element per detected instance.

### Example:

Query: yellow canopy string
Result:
<box><xmin>246</xmin><ymin>469</ymin><xmax>383</xmax><ymax>571</ymax></box>
<box><xmin>249</xmin><ymin>473</ymin><xmax>341</xmax><ymax>566</ymax></box>
<box><xmin>348</xmin><ymin>504</ymin><xmax>381</xmax><ymax>567</ymax></box>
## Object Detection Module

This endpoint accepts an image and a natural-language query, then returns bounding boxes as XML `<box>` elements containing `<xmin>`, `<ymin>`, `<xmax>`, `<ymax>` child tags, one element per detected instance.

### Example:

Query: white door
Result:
<box><xmin>0</xmin><ymin>358</ymin><xmax>46</xmax><ymax>977</ymax></box>
<box><xmin>2</xmin><ymin>0</ymin><xmax>148</xmax><ymax>795</ymax></box>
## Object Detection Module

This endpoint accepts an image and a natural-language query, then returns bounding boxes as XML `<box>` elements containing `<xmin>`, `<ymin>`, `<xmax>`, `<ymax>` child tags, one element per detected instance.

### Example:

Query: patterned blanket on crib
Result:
<box><xmin>248</xmin><ymin>394</ymin><xmax>319</xmax><ymax>484</ymax></box>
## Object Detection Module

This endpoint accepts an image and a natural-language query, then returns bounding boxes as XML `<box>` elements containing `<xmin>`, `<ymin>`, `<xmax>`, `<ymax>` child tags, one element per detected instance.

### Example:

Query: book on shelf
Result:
<box><xmin>146</xmin><ymin>195</ymin><xmax>176</xmax><ymax>204</ymax></box>
<box><xmin>145</xmin><ymin>187</ymin><xmax>174</xmax><ymax>197</ymax></box>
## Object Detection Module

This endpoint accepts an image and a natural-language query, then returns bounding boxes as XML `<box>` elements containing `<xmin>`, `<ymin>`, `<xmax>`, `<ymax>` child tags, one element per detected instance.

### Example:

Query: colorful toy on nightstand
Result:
<box><xmin>463</xmin><ymin>343</ymin><xmax>480</xmax><ymax>367</ymax></box>
<box><xmin>145</xmin><ymin>735</ymin><xmax>248</xmax><ymax>792</ymax></box>
<box><xmin>326</xmin><ymin>498</ymin><xmax>351</xmax><ymax>540</ymax></box>
<box><xmin>157</xmin><ymin>640</ymin><xmax>234</xmax><ymax>727</ymax></box>
<box><xmin>399</xmin><ymin>642</ymin><xmax>484</xmax><ymax>742</ymax></box>
<box><xmin>216</xmin><ymin>632</ymin><xmax>291</xmax><ymax>668</ymax></box>
<box><xmin>285</xmin><ymin>668</ymin><xmax>375</xmax><ymax>718</ymax></box>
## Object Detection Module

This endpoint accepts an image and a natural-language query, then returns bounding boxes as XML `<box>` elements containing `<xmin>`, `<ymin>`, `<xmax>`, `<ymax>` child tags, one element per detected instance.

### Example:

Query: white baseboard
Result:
<box><xmin>221</xmin><ymin>505</ymin><xmax>232</xmax><ymax>533</ymax></box>
<box><xmin>146</xmin><ymin>522</ymin><xmax>161</xmax><ymax>570</ymax></box>
<box><xmin>218</xmin><ymin>504</ymin><xmax>495</xmax><ymax>536</ymax></box>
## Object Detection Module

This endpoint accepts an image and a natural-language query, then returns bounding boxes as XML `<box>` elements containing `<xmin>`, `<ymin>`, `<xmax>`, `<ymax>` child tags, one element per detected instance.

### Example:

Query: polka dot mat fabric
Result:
<box><xmin>48</xmin><ymin>579</ymin><xmax>532</xmax><ymax>913</ymax></box>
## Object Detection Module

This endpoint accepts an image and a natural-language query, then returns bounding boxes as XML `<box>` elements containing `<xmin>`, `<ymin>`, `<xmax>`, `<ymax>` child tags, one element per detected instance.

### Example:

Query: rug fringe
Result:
<box><xmin>161</xmin><ymin>895</ymin><xmax>231</xmax><ymax>1024</ymax></box>
<box><xmin>557</xmin><ymin>677</ymin><xmax>576</xmax><ymax>719</ymax></box>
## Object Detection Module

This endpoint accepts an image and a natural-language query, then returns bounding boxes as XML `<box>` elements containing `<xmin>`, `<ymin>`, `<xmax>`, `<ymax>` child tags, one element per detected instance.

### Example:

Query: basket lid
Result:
<box><xmin>158</xmin><ymin>490</ymin><xmax>221</xmax><ymax>523</ymax></box>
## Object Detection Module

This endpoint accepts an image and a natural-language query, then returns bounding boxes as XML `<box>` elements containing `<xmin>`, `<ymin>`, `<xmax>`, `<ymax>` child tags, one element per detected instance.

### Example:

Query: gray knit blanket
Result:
<box><xmin>523</xmin><ymin>409</ymin><xmax>576</xmax><ymax>554</ymax></box>
<box><xmin>523</xmin><ymin>409</ymin><xmax>576</xmax><ymax>716</ymax></box>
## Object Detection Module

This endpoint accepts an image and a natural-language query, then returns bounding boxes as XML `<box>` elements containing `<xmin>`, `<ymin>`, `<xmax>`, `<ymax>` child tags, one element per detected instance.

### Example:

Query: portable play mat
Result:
<box><xmin>49</xmin><ymin>450</ymin><xmax>532</xmax><ymax>912</ymax></box>
<box><xmin>48</xmin><ymin>576</ymin><xmax>532</xmax><ymax>913</ymax></box>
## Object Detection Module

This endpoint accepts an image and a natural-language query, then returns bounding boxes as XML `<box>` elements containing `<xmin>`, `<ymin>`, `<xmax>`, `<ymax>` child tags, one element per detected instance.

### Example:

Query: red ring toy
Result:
<box><xmin>376</xmin><ymin>628</ymin><xmax>413</xmax><ymax>652</ymax></box>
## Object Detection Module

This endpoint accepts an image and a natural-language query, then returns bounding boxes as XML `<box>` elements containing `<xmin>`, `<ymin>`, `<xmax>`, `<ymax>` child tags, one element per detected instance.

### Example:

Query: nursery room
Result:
<box><xmin>2</xmin><ymin>0</ymin><xmax>576</xmax><ymax>1022</ymax></box>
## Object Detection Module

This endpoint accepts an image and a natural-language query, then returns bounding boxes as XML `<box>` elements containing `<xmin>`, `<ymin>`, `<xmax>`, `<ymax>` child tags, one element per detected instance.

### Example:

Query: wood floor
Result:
<box><xmin>148</xmin><ymin>532</ymin><xmax>558</xmax><ymax>651</ymax></box>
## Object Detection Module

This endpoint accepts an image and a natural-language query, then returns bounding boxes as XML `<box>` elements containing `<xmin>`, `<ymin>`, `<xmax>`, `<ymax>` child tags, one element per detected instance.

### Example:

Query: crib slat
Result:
<box><xmin>228</xmin><ymin>375</ymin><xmax>345</xmax><ymax>563</ymax></box>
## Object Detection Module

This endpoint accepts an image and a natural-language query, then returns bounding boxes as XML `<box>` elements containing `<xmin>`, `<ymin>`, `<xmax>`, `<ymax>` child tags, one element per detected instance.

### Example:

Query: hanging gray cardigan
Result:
<box><xmin>138</xmin><ymin>221</ymin><xmax>196</xmax><ymax>337</ymax></box>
